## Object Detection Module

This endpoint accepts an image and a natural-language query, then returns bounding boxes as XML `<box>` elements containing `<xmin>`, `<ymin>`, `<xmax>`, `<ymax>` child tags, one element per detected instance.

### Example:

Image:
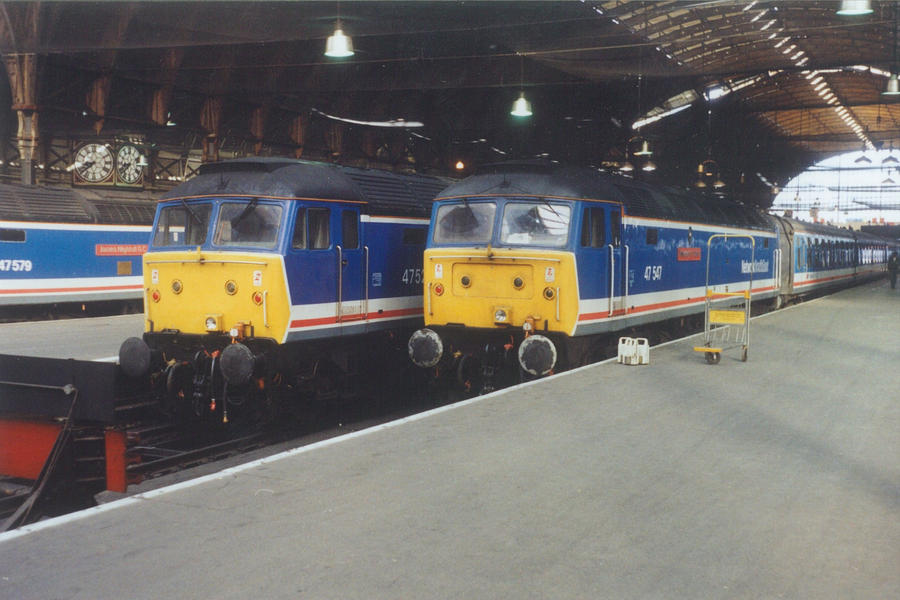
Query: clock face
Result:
<box><xmin>74</xmin><ymin>143</ymin><xmax>114</xmax><ymax>183</ymax></box>
<box><xmin>116</xmin><ymin>144</ymin><xmax>144</xmax><ymax>185</ymax></box>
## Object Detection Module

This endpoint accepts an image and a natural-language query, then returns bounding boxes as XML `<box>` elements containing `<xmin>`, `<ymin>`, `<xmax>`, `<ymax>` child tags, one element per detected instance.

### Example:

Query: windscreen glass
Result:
<box><xmin>214</xmin><ymin>201</ymin><xmax>283</xmax><ymax>248</ymax></box>
<box><xmin>152</xmin><ymin>203</ymin><xmax>212</xmax><ymax>247</ymax></box>
<box><xmin>432</xmin><ymin>201</ymin><xmax>496</xmax><ymax>244</ymax></box>
<box><xmin>500</xmin><ymin>201</ymin><xmax>571</xmax><ymax>247</ymax></box>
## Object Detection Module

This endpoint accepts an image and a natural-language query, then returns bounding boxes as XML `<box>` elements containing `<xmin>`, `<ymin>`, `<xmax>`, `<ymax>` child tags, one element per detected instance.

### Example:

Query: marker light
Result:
<box><xmin>151</xmin><ymin>289</ymin><xmax>161</xmax><ymax>303</ymax></box>
<box><xmin>252</xmin><ymin>291</ymin><xmax>264</xmax><ymax>305</ymax></box>
<box><xmin>434</xmin><ymin>283</ymin><xmax>445</xmax><ymax>296</ymax></box>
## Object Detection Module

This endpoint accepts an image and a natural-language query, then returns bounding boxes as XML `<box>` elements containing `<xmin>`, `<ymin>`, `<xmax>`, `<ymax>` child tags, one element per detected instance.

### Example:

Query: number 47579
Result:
<box><xmin>0</xmin><ymin>259</ymin><xmax>32</xmax><ymax>272</ymax></box>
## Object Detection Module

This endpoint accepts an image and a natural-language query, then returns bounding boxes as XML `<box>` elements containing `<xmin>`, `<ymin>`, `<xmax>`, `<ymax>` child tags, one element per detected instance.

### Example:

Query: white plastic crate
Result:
<box><xmin>617</xmin><ymin>336</ymin><xmax>650</xmax><ymax>365</ymax></box>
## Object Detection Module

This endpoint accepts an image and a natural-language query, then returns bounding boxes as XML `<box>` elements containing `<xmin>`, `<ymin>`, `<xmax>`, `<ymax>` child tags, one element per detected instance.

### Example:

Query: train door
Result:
<box><xmin>337</xmin><ymin>208</ymin><xmax>365</xmax><ymax>325</ymax></box>
<box><xmin>577</xmin><ymin>202</ymin><xmax>624</xmax><ymax>317</ymax></box>
<box><xmin>609</xmin><ymin>206</ymin><xmax>625</xmax><ymax>314</ymax></box>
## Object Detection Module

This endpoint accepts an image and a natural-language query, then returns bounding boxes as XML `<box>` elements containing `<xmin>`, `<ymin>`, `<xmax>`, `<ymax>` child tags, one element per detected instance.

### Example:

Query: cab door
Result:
<box><xmin>577</xmin><ymin>202</ymin><xmax>624</xmax><ymax>317</ymax></box>
<box><xmin>608</xmin><ymin>206</ymin><xmax>625</xmax><ymax>314</ymax></box>
<box><xmin>337</xmin><ymin>208</ymin><xmax>365</xmax><ymax>326</ymax></box>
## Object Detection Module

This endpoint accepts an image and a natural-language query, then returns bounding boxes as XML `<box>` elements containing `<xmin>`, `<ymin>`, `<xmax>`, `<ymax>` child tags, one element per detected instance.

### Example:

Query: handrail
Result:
<box><xmin>336</xmin><ymin>245</ymin><xmax>343</xmax><ymax>322</ymax></box>
<box><xmin>624</xmin><ymin>244</ymin><xmax>630</xmax><ymax>314</ymax></box>
<box><xmin>608</xmin><ymin>244</ymin><xmax>615</xmax><ymax>317</ymax></box>
<box><xmin>364</xmin><ymin>245</ymin><xmax>370</xmax><ymax>318</ymax></box>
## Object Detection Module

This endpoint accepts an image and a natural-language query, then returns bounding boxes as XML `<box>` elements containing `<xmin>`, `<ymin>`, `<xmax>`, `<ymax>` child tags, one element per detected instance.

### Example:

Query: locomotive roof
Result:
<box><xmin>437</xmin><ymin>162</ymin><xmax>771</xmax><ymax>230</ymax></box>
<box><xmin>160</xmin><ymin>158</ymin><xmax>447</xmax><ymax>218</ymax></box>
<box><xmin>0</xmin><ymin>181</ymin><xmax>155</xmax><ymax>225</ymax></box>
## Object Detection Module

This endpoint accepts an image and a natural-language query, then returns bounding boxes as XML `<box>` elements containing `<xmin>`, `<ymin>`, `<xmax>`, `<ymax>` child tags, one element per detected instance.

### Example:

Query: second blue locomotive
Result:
<box><xmin>408</xmin><ymin>162</ymin><xmax>894</xmax><ymax>389</ymax></box>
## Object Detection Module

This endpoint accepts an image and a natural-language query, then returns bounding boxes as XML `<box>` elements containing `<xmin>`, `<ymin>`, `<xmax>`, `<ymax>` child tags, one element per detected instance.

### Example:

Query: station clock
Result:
<box><xmin>73</xmin><ymin>143</ymin><xmax>114</xmax><ymax>183</ymax></box>
<box><xmin>116</xmin><ymin>143</ymin><xmax>144</xmax><ymax>185</ymax></box>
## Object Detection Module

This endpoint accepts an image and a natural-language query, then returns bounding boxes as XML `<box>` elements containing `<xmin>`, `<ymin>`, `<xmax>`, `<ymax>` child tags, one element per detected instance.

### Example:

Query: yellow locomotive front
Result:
<box><xmin>142</xmin><ymin>198</ymin><xmax>290</xmax><ymax>344</ymax></box>
<box><xmin>118</xmin><ymin>196</ymin><xmax>294</xmax><ymax>424</ymax></box>
<box><xmin>408</xmin><ymin>196</ymin><xmax>580</xmax><ymax>389</ymax></box>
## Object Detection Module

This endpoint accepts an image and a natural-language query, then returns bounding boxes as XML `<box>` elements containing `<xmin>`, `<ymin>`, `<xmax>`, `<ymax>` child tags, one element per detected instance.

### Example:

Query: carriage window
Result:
<box><xmin>580</xmin><ymin>207</ymin><xmax>604</xmax><ymax>248</ymax></box>
<box><xmin>0</xmin><ymin>228</ymin><xmax>25</xmax><ymax>242</ymax></box>
<box><xmin>645</xmin><ymin>228</ymin><xmax>658</xmax><ymax>246</ymax></box>
<box><xmin>433</xmin><ymin>201</ymin><xmax>496</xmax><ymax>244</ymax></box>
<box><xmin>214</xmin><ymin>201</ymin><xmax>282</xmax><ymax>249</ymax></box>
<box><xmin>309</xmin><ymin>208</ymin><xmax>330</xmax><ymax>249</ymax></box>
<box><xmin>153</xmin><ymin>203</ymin><xmax>211</xmax><ymax>247</ymax></box>
<box><xmin>500</xmin><ymin>201</ymin><xmax>571</xmax><ymax>247</ymax></box>
<box><xmin>342</xmin><ymin>210</ymin><xmax>358</xmax><ymax>249</ymax></box>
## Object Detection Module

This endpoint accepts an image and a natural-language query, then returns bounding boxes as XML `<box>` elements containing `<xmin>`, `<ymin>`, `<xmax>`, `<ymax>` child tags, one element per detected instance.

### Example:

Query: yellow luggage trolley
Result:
<box><xmin>693</xmin><ymin>234</ymin><xmax>754</xmax><ymax>365</ymax></box>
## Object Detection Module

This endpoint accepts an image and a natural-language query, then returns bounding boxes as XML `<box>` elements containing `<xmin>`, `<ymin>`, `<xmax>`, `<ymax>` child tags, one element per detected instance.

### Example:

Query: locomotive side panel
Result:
<box><xmin>574</xmin><ymin>216</ymin><xmax>778</xmax><ymax>336</ymax></box>
<box><xmin>0</xmin><ymin>220</ymin><xmax>150</xmax><ymax>306</ymax></box>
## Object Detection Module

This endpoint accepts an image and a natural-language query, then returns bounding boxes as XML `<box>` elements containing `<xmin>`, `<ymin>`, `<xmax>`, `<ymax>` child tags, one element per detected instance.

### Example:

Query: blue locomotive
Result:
<box><xmin>0</xmin><ymin>182</ymin><xmax>153</xmax><ymax>316</ymax></box>
<box><xmin>118</xmin><ymin>158</ymin><xmax>447</xmax><ymax>423</ymax></box>
<box><xmin>408</xmin><ymin>162</ymin><xmax>894</xmax><ymax>390</ymax></box>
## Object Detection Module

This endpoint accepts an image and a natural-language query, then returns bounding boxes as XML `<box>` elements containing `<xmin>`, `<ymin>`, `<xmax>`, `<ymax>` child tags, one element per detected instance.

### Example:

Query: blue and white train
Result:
<box><xmin>0</xmin><ymin>182</ymin><xmax>154</xmax><ymax>316</ymax></box>
<box><xmin>408</xmin><ymin>162</ymin><xmax>895</xmax><ymax>386</ymax></box>
<box><xmin>118</xmin><ymin>158</ymin><xmax>447</xmax><ymax>423</ymax></box>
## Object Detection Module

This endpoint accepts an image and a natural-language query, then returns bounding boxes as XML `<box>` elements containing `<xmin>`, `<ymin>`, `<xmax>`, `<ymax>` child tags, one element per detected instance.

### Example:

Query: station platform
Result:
<box><xmin>0</xmin><ymin>313</ymin><xmax>144</xmax><ymax>361</ymax></box>
<box><xmin>1</xmin><ymin>280</ymin><xmax>897</xmax><ymax>599</ymax></box>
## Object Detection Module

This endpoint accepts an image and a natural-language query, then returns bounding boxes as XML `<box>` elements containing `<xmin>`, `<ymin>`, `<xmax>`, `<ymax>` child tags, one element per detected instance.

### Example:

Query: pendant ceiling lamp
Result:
<box><xmin>325</xmin><ymin>19</ymin><xmax>354</xmax><ymax>57</ymax></box>
<box><xmin>836</xmin><ymin>0</ymin><xmax>873</xmax><ymax>16</ymax></box>
<box><xmin>510</xmin><ymin>92</ymin><xmax>533</xmax><ymax>117</ymax></box>
<box><xmin>510</xmin><ymin>54</ymin><xmax>533</xmax><ymax>118</ymax></box>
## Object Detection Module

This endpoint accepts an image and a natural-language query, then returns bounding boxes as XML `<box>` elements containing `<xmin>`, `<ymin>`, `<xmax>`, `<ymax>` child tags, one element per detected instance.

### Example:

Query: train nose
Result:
<box><xmin>408</xmin><ymin>328</ymin><xmax>444</xmax><ymax>368</ymax></box>
<box><xmin>518</xmin><ymin>334</ymin><xmax>557</xmax><ymax>376</ymax></box>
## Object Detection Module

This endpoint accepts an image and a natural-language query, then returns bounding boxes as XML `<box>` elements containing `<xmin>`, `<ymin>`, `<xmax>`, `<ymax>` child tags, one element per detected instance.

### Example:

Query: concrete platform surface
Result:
<box><xmin>1</xmin><ymin>280</ymin><xmax>898</xmax><ymax>599</ymax></box>
<box><xmin>0</xmin><ymin>313</ymin><xmax>143</xmax><ymax>360</ymax></box>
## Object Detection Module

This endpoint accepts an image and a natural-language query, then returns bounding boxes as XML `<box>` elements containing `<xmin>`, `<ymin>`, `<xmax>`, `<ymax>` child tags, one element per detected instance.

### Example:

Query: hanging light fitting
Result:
<box><xmin>836</xmin><ymin>0</ymin><xmax>873</xmax><ymax>16</ymax></box>
<box><xmin>510</xmin><ymin>92</ymin><xmax>533</xmax><ymax>117</ymax></box>
<box><xmin>325</xmin><ymin>20</ymin><xmax>354</xmax><ymax>57</ymax></box>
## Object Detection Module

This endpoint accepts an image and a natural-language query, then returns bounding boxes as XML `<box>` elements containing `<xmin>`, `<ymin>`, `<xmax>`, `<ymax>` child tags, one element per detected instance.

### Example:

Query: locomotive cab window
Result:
<box><xmin>214</xmin><ymin>201</ymin><xmax>282</xmax><ymax>248</ymax></box>
<box><xmin>580</xmin><ymin>206</ymin><xmax>604</xmax><ymax>248</ymax></box>
<box><xmin>645</xmin><ymin>228</ymin><xmax>659</xmax><ymax>246</ymax></box>
<box><xmin>342</xmin><ymin>210</ymin><xmax>359</xmax><ymax>249</ymax></box>
<box><xmin>610</xmin><ymin>211</ymin><xmax>622</xmax><ymax>246</ymax></box>
<box><xmin>292</xmin><ymin>207</ymin><xmax>331</xmax><ymax>249</ymax></box>
<box><xmin>153</xmin><ymin>202</ymin><xmax>212</xmax><ymax>247</ymax></box>
<box><xmin>433</xmin><ymin>201</ymin><xmax>495</xmax><ymax>244</ymax></box>
<box><xmin>500</xmin><ymin>200</ymin><xmax>570</xmax><ymax>247</ymax></box>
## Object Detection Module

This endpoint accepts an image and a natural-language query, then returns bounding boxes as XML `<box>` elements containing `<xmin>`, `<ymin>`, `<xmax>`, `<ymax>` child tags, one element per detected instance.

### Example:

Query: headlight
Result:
<box><xmin>494</xmin><ymin>308</ymin><xmax>508</xmax><ymax>323</ymax></box>
<box><xmin>225</xmin><ymin>280</ymin><xmax>238</xmax><ymax>295</ymax></box>
<box><xmin>205</xmin><ymin>316</ymin><xmax>219</xmax><ymax>331</ymax></box>
<box><xmin>171</xmin><ymin>280</ymin><xmax>183</xmax><ymax>294</ymax></box>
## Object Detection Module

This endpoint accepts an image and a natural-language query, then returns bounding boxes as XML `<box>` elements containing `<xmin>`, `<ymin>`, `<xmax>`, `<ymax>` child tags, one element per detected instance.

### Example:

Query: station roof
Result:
<box><xmin>1</xmin><ymin>1</ymin><xmax>897</xmax><ymax>208</ymax></box>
